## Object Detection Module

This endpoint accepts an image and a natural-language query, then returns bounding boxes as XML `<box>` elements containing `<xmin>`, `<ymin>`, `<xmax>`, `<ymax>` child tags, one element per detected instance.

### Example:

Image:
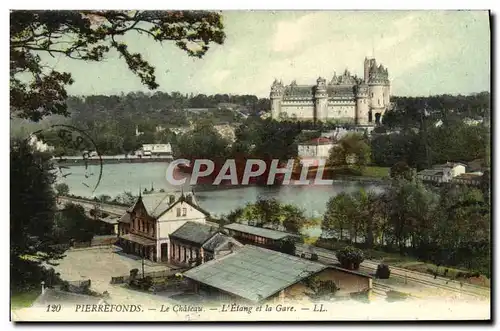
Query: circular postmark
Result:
<box><xmin>27</xmin><ymin>124</ymin><xmax>103</xmax><ymax>195</ymax></box>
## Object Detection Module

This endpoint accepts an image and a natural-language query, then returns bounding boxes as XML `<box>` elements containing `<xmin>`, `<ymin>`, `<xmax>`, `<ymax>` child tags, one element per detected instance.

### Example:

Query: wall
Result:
<box><xmin>280</xmin><ymin>102</ymin><xmax>315</xmax><ymax>119</ymax></box>
<box><xmin>369</xmin><ymin>85</ymin><xmax>386</xmax><ymax>110</ymax></box>
<box><xmin>157</xmin><ymin>201</ymin><xmax>206</xmax><ymax>239</ymax></box>
<box><xmin>315</xmin><ymin>268</ymin><xmax>372</xmax><ymax>293</ymax></box>
<box><xmin>282</xmin><ymin>267</ymin><xmax>372</xmax><ymax>302</ymax></box>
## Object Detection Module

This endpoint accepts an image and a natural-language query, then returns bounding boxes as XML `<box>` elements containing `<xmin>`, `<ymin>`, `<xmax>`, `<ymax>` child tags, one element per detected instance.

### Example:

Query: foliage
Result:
<box><xmin>335</xmin><ymin>246</ymin><xmax>365</xmax><ymax>270</ymax></box>
<box><xmin>226</xmin><ymin>197</ymin><xmax>307</xmax><ymax>234</ymax></box>
<box><xmin>11</xmin><ymin>138</ymin><xmax>65</xmax><ymax>290</ymax></box>
<box><xmin>10</xmin><ymin>10</ymin><xmax>225</xmax><ymax>121</ymax></box>
<box><xmin>321</xmin><ymin>179</ymin><xmax>490</xmax><ymax>276</ymax></box>
<box><xmin>390</xmin><ymin>161</ymin><xmax>415</xmax><ymax>181</ymax></box>
<box><xmin>54</xmin><ymin>182</ymin><xmax>70</xmax><ymax>196</ymax></box>
<box><xmin>53</xmin><ymin>203</ymin><xmax>95</xmax><ymax>243</ymax></box>
<box><xmin>375</xmin><ymin>263</ymin><xmax>391</xmax><ymax>279</ymax></box>
<box><xmin>174</xmin><ymin>121</ymin><xmax>231</xmax><ymax>160</ymax></box>
<box><xmin>328</xmin><ymin>133</ymin><xmax>371</xmax><ymax>168</ymax></box>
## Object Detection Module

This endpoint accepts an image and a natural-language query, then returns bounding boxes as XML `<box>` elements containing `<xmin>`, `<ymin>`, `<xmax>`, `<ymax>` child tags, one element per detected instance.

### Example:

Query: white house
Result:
<box><xmin>141</xmin><ymin>143</ymin><xmax>172</xmax><ymax>155</ymax></box>
<box><xmin>117</xmin><ymin>192</ymin><xmax>209</xmax><ymax>263</ymax></box>
<box><xmin>297</xmin><ymin>137</ymin><xmax>336</xmax><ymax>166</ymax></box>
<box><xmin>417</xmin><ymin>162</ymin><xmax>467</xmax><ymax>183</ymax></box>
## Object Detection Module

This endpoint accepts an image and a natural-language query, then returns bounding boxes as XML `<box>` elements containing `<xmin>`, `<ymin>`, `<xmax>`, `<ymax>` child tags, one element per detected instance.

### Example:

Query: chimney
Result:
<box><xmin>41</xmin><ymin>281</ymin><xmax>46</xmax><ymax>294</ymax></box>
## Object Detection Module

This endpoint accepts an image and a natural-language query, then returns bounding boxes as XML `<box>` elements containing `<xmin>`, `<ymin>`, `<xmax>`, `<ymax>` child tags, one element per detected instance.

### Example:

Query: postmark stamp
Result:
<box><xmin>28</xmin><ymin>124</ymin><xmax>103</xmax><ymax>195</ymax></box>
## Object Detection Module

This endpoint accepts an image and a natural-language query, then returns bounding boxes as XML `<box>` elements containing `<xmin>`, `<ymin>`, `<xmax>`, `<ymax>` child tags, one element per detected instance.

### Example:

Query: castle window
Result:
<box><xmin>371</xmin><ymin>93</ymin><xmax>374</xmax><ymax>98</ymax></box>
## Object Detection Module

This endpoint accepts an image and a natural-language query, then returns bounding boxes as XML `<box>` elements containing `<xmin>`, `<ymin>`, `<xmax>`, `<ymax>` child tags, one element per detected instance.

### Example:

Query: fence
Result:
<box><xmin>110</xmin><ymin>269</ymin><xmax>183</xmax><ymax>285</ymax></box>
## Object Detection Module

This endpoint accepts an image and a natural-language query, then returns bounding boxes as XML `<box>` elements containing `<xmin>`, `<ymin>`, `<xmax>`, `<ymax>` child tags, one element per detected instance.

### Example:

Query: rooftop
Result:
<box><xmin>299</xmin><ymin>137</ymin><xmax>335</xmax><ymax>146</ymax></box>
<box><xmin>124</xmin><ymin>192</ymin><xmax>209</xmax><ymax>219</ymax></box>
<box><xmin>170</xmin><ymin>222</ymin><xmax>219</xmax><ymax>245</ymax></box>
<box><xmin>183</xmin><ymin>245</ymin><xmax>327</xmax><ymax>302</ymax></box>
<box><xmin>202</xmin><ymin>232</ymin><xmax>242</xmax><ymax>252</ymax></box>
<box><xmin>223</xmin><ymin>223</ymin><xmax>299</xmax><ymax>240</ymax></box>
<box><xmin>417</xmin><ymin>169</ymin><xmax>443</xmax><ymax>177</ymax></box>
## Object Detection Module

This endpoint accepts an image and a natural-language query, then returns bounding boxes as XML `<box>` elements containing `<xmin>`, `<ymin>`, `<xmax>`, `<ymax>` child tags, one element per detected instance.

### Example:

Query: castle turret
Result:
<box><xmin>314</xmin><ymin>77</ymin><xmax>328</xmax><ymax>122</ymax></box>
<box><xmin>355</xmin><ymin>83</ymin><xmax>370</xmax><ymax>125</ymax></box>
<box><xmin>270</xmin><ymin>79</ymin><xmax>283</xmax><ymax>119</ymax></box>
<box><xmin>368</xmin><ymin>61</ymin><xmax>389</xmax><ymax>125</ymax></box>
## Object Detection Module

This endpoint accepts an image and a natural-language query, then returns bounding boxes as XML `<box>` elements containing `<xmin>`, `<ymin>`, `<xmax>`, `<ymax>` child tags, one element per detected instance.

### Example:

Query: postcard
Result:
<box><xmin>10</xmin><ymin>9</ymin><xmax>491</xmax><ymax>322</ymax></box>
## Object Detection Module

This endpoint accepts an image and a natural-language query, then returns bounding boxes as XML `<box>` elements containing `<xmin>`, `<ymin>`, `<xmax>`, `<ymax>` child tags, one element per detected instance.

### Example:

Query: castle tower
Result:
<box><xmin>368</xmin><ymin>61</ymin><xmax>388</xmax><ymax>125</ymax></box>
<box><xmin>270</xmin><ymin>79</ymin><xmax>283</xmax><ymax>119</ymax></box>
<box><xmin>314</xmin><ymin>77</ymin><xmax>328</xmax><ymax>122</ymax></box>
<box><xmin>355</xmin><ymin>83</ymin><xmax>370</xmax><ymax>125</ymax></box>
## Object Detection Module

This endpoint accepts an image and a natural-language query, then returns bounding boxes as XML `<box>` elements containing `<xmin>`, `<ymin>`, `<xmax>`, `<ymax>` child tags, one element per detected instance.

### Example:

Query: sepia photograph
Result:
<box><xmin>8</xmin><ymin>8</ymin><xmax>492</xmax><ymax>322</ymax></box>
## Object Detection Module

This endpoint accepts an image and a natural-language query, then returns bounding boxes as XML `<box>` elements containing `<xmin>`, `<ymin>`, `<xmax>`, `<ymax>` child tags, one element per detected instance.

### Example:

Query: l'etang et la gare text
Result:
<box><xmin>72</xmin><ymin>303</ymin><xmax>327</xmax><ymax>314</ymax></box>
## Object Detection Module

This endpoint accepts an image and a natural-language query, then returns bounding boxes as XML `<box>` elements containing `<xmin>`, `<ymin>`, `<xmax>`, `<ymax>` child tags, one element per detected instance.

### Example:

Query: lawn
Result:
<box><xmin>361</xmin><ymin>166</ymin><xmax>390</xmax><ymax>178</ymax></box>
<box><xmin>11</xmin><ymin>289</ymin><xmax>41</xmax><ymax>310</ymax></box>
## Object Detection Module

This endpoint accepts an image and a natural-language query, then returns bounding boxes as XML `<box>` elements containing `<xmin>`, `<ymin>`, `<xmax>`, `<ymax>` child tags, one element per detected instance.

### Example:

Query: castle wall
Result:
<box><xmin>280</xmin><ymin>100</ymin><xmax>315</xmax><ymax>119</ymax></box>
<box><xmin>327</xmin><ymin>101</ymin><xmax>356</xmax><ymax>121</ymax></box>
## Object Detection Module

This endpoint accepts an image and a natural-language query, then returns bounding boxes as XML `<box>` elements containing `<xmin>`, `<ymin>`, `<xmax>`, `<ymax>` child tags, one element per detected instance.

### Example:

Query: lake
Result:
<box><xmin>57</xmin><ymin>162</ymin><xmax>386</xmax><ymax>221</ymax></box>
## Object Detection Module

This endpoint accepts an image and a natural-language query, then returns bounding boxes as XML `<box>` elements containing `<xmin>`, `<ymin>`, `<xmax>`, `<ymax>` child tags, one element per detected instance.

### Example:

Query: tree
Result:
<box><xmin>11</xmin><ymin>138</ymin><xmax>63</xmax><ymax>289</ymax></box>
<box><xmin>335</xmin><ymin>246</ymin><xmax>365</xmax><ymax>270</ymax></box>
<box><xmin>322</xmin><ymin>193</ymin><xmax>353</xmax><ymax>241</ymax></box>
<box><xmin>390</xmin><ymin>161</ymin><xmax>415</xmax><ymax>181</ymax></box>
<box><xmin>327</xmin><ymin>133</ymin><xmax>371</xmax><ymax>169</ymax></box>
<box><xmin>54</xmin><ymin>203</ymin><xmax>95</xmax><ymax>243</ymax></box>
<box><xmin>10</xmin><ymin>10</ymin><xmax>225</xmax><ymax>121</ymax></box>
<box><xmin>54</xmin><ymin>182</ymin><xmax>70</xmax><ymax>196</ymax></box>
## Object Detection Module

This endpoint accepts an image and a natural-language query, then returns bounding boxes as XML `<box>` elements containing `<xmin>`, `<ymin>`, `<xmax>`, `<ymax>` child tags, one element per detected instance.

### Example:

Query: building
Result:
<box><xmin>452</xmin><ymin>173</ymin><xmax>483</xmax><ymax>186</ymax></box>
<box><xmin>183</xmin><ymin>245</ymin><xmax>372</xmax><ymax>303</ymax></box>
<box><xmin>416</xmin><ymin>162</ymin><xmax>467</xmax><ymax>184</ymax></box>
<box><xmin>169</xmin><ymin>221</ymin><xmax>242</xmax><ymax>267</ymax></box>
<box><xmin>223</xmin><ymin>223</ymin><xmax>300</xmax><ymax>249</ymax></box>
<box><xmin>297</xmin><ymin>137</ymin><xmax>336</xmax><ymax>166</ymax></box>
<box><xmin>117</xmin><ymin>192</ymin><xmax>210</xmax><ymax>263</ymax></box>
<box><xmin>270</xmin><ymin>57</ymin><xmax>390</xmax><ymax>125</ymax></box>
<box><xmin>141</xmin><ymin>143</ymin><xmax>172</xmax><ymax>155</ymax></box>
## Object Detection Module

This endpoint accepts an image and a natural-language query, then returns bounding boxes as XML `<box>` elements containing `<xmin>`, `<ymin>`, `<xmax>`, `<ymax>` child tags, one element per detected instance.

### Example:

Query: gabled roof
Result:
<box><xmin>183</xmin><ymin>245</ymin><xmax>327</xmax><ymax>303</ymax></box>
<box><xmin>170</xmin><ymin>221</ymin><xmax>218</xmax><ymax>245</ymax></box>
<box><xmin>125</xmin><ymin>192</ymin><xmax>210</xmax><ymax>220</ymax></box>
<box><xmin>202</xmin><ymin>232</ymin><xmax>242</xmax><ymax>252</ymax></box>
<box><xmin>224</xmin><ymin>223</ymin><xmax>299</xmax><ymax>240</ymax></box>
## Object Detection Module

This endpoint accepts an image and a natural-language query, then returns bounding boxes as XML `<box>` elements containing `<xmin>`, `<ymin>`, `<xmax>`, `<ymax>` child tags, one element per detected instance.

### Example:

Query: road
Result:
<box><xmin>296</xmin><ymin>244</ymin><xmax>490</xmax><ymax>301</ymax></box>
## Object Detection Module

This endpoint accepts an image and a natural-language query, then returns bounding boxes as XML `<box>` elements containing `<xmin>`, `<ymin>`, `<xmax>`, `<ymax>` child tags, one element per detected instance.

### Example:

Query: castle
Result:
<box><xmin>270</xmin><ymin>57</ymin><xmax>391</xmax><ymax>125</ymax></box>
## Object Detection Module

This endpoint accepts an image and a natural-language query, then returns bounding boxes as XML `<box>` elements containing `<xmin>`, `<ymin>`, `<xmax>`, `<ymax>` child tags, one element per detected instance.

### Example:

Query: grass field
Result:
<box><xmin>10</xmin><ymin>289</ymin><xmax>40</xmax><ymax>310</ymax></box>
<box><xmin>361</xmin><ymin>166</ymin><xmax>390</xmax><ymax>178</ymax></box>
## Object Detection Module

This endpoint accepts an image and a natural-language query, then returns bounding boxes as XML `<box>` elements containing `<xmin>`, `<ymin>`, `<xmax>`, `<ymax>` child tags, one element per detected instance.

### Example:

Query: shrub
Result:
<box><xmin>310</xmin><ymin>253</ymin><xmax>319</xmax><ymax>261</ymax></box>
<box><xmin>336</xmin><ymin>246</ymin><xmax>364</xmax><ymax>270</ymax></box>
<box><xmin>376</xmin><ymin>264</ymin><xmax>391</xmax><ymax>279</ymax></box>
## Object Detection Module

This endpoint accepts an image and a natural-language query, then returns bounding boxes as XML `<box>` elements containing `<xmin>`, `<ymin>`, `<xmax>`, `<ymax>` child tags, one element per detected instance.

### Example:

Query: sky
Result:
<box><xmin>42</xmin><ymin>11</ymin><xmax>491</xmax><ymax>98</ymax></box>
